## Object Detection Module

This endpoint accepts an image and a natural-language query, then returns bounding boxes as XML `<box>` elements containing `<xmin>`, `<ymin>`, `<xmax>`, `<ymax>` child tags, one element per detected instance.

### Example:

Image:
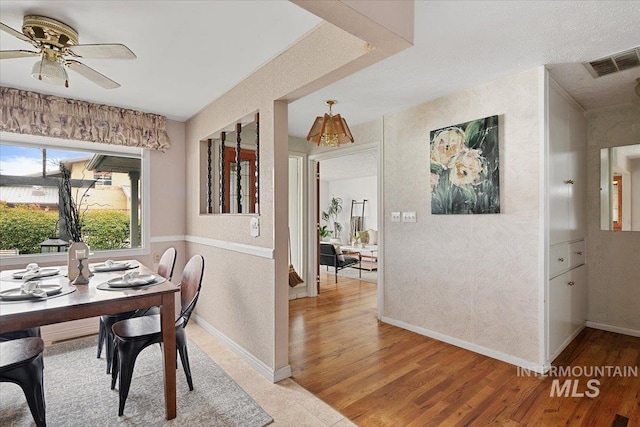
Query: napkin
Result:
<box><xmin>119</xmin><ymin>272</ymin><xmax>149</xmax><ymax>286</ymax></box>
<box><xmin>21</xmin><ymin>281</ymin><xmax>47</xmax><ymax>298</ymax></box>
<box><xmin>21</xmin><ymin>263</ymin><xmax>41</xmax><ymax>280</ymax></box>
<box><xmin>122</xmin><ymin>272</ymin><xmax>135</xmax><ymax>280</ymax></box>
<box><xmin>21</xmin><ymin>271</ymin><xmax>40</xmax><ymax>281</ymax></box>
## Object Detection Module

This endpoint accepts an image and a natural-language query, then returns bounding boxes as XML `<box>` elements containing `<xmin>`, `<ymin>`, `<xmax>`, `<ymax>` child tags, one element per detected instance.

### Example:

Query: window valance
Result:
<box><xmin>0</xmin><ymin>86</ymin><xmax>170</xmax><ymax>151</ymax></box>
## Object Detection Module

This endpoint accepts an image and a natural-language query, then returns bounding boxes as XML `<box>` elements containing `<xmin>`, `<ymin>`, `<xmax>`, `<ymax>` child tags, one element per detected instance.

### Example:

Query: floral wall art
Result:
<box><xmin>430</xmin><ymin>115</ymin><xmax>500</xmax><ymax>214</ymax></box>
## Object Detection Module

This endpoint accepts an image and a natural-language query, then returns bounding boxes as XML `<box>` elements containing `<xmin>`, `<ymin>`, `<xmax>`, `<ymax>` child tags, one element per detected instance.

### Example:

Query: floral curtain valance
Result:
<box><xmin>0</xmin><ymin>86</ymin><xmax>170</xmax><ymax>151</ymax></box>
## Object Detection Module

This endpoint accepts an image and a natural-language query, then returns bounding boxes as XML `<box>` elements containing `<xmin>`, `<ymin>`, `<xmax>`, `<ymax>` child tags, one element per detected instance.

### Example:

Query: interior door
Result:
<box><xmin>612</xmin><ymin>175</ymin><xmax>622</xmax><ymax>231</ymax></box>
<box><xmin>315</xmin><ymin>161</ymin><xmax>320</xmax><ymax>294</ymax></box>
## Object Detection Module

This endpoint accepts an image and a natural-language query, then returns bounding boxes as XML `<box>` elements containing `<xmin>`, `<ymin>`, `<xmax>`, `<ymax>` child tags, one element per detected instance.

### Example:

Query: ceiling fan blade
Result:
<box><xmin>66</xmin><ymin>60</ymin><xmax>120</xmax><ymax>89</ymax></box>
<box><xmin>67</xmin><ymin>43</ymin><xmax>136</xmax><ymax>59</ymax></box>
<box><xmin>0</xmin><ymin>21</ymin><xmax>33</xmax><ymax>43</ymax></box>
<box><xmin>0</xmin><ymin>49</ymin><xmax>39</xmax><ymax>59</ymax></box>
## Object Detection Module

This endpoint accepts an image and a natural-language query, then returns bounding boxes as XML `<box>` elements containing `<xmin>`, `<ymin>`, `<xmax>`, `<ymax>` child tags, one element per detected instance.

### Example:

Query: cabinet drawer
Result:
<box><xmin>549</xmin><ymin>244</ymin><xmax>569</xmax><ymax>278</ymax></box>
<box><xmin>548</xmin><ymin>265</ymin><xmax>587</xmax><ymax>357</ymax></box>
<box><xmin>569</xmin><ymin>241</ymin><xmax>586</xmax><ymax>268</ymax></box>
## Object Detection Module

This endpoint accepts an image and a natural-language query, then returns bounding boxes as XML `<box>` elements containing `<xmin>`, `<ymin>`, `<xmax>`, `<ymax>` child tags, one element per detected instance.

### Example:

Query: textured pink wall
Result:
<box><xmin>150</xmin><ymin>120</ymin><xmax>186</xmax><ymax>238</ymax></box>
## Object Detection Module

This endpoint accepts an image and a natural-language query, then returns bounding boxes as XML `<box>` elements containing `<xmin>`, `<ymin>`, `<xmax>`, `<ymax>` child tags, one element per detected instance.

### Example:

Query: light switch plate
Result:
<box><xmin>250</xmin><ymin>217</ymin><xmax>260</xmax><ymax>237</ymax></box>
<box><xmin>402</xmin><ymin>212</ymin><xmax>416</xmax><ymax>222</ymax></box>
<box><xmin>391</xmin><ymin>212</ymin><xmax>401</xmax><ymax>222</ymax></box>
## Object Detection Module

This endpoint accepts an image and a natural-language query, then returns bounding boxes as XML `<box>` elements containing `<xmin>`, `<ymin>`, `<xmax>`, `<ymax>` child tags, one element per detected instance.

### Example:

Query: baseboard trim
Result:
<box><xmin>193</xmin><ymin>314</ymin><xmax>291</xmax><ymax>383</ymax></box>
<box><xmin>586</xmin><ymin>321</ymin><xmax>640</xmax><ymax>337</ymax></box>
<box><xmin>288</xmin><ymin>288</ymin><xmax>309</xmax><ymax>300</ymax></box>
<box><xmin>41</xmin><ymin>318</ymin><xmax>99</xmax><ymax>345</ymax></box>
<box><xmin>548</xmin><ymin>323</ymin><xmax>586</xmax><ymax>363</ymax></box>
<box><xmin>380</xmin><ymin>316</ymin><xmax>547</xmax><ymax>374</ymax></box>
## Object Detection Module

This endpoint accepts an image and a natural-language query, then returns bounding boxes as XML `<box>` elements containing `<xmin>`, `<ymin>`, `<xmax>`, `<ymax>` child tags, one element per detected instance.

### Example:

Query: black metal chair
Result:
<box><xmin>319</xmin><ymin>243</ymin><xmax>361</xmax><ymax>283</ymax></box>
<box><xmin>0</xmin><ymin>337</ymin><xmax>46</xmax><ymax>427</ymax></box>
<box><xmin>0</xmin><ymin>327</ymin><xmax>41</xmax><ymax>342</ymax></box>
<box><xmin>96</xmin><ymin>247</ymin><xmax>177</xmax><ymax>374</ymax></box>
<box><xmin>110</xmin><ymin>254</ymin><xmax>204</xmax><ymax>416</ymax></box>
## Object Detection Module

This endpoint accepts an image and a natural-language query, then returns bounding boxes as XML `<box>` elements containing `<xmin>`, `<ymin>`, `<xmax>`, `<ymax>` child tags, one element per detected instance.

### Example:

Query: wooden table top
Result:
<box><xmin>0</xmin><ymin>262</ymin><xmax>179</xmax><ymax>333</ymax></box>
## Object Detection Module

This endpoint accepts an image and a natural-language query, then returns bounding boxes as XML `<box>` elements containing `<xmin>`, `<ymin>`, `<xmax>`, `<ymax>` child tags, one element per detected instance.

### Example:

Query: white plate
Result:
<box><xmin>0</xmin><ymin>284</ymin><xmax>63</xmax><ymax>300</ymax></box>
<box><xmin>11</xmin><ymin>268</ymin><xmax>60</xmax><ymax>279</ymax></box>
<box><xmin>107</xmin><ymin>274</ymin><xmax>156</xmax><ymax>288</ymax></box>
<box><xmin>93</xmin><ymin>262</ymin><xmax>131</xmax><ymax>272</ymax></box>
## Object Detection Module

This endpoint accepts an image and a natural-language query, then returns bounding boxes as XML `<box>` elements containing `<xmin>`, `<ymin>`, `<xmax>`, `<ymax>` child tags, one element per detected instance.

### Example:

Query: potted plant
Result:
<box><xmin>319</xmin><ymin>225</ymin><xmax>332</xmax><ymax>241</ymax></box>
<box><xmin>58</xmin><ymin>163</ymin><xmax>84</xmax><ymax>243</ymax></box>
<box><xmin>352</xmin><ymin>230</ymin><xmax>369</xmax><ymax>248</ymax></box>
<box><xmin>321</xmin><ymin>196</ymin><xmax>343</xmax><ymax>240</ymax></box>
<box><xmin>58</xmin><ymin>163</ymin><xmax>94</xmax><ymax>280</ymax></box>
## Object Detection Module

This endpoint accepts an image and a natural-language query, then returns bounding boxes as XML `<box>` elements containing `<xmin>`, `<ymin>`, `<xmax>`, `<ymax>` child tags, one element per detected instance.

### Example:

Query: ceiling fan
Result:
<box><xmin>0</xmin><ymin>15</ymin><xmax>136</xmax><ymax>89</ymax></box>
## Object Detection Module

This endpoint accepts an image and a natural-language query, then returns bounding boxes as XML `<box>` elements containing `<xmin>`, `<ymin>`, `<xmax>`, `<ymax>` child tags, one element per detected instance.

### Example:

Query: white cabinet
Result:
<box><xmin>548</xmin><ymin>82</ymin><xmax>587</xmax><ymax>246</ymax></box>
<box><xmin>546</xmin><ymin>78</ymin><xmax>587</xmax><ymax>363</ymax></box>
<box><xmin>548</xmin><ymin>265</ymin><xmax>587</xmax><ymax>360</ymax></box>
<box><xmin>549</xmin><ymin>244</ymin><xmax>569</xmax><ymax>278</ymax></box>
<box><xmin>568</xmin><ymin>241</ymin><xmax>586</xmax><ymax>269</ymax></box>
<box><xmin>548</xmin><ymin>85</ymin><xmax>571</xmax><ymax>245</ymax></box>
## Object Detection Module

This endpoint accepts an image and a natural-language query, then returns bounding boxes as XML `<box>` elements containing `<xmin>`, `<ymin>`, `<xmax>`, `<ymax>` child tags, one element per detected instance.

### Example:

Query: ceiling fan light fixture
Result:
<box><xmin>306</xmin><ymin>100</ymin><xmax>354</xmax><ymax>147</ymax></box>
<box><xmin>31</xmin><ymin>57</ymin><xmax>68</xmax><ymax>87</ymax></box>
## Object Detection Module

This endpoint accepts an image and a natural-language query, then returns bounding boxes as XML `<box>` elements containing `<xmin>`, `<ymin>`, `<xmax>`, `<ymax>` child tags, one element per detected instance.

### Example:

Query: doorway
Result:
<box><xmin>288</xmin><ymin>154</ymin><xmax>306</xmax><ymax>300</ymax></box>
<box><xmin>306</xmin><ymin>142</ymin><xmax>382</xmax><ymax>307</ymax></box>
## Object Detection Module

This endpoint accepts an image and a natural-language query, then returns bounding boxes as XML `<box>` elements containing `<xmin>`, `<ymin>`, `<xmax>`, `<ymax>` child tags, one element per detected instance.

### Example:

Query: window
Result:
<box><xmin>0</xmin><ymin>140</ymin><xmax>145</xmax><ymax>256</ymax></box>
<box><xmin>94</xmin><ymin>172</ymin><xmax>113</xmax><ymax>186</ymax></box>
<box><xmin>199</xmin><ymin>113</ymin><xmax>260</xmax><ymax>215</ymax></box>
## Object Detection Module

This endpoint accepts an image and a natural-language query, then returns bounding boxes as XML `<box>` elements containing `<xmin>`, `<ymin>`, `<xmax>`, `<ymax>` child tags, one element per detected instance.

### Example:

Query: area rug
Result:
<box><xmin>0</xmin><ymin>335</ymin><xmax>273</xmax><ymax>427</ymax></box>
<box><xmin>329</xmin><ymin>266</ymin><xmax>378</xmax><ymax>284</ymax></box>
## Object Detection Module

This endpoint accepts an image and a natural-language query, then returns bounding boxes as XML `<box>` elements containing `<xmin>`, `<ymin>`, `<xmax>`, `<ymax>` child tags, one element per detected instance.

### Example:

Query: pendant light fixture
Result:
<box><xmin>306</xmin><ymin>100</ymin><xmax>354</xmax><ymax>147</ymax></box>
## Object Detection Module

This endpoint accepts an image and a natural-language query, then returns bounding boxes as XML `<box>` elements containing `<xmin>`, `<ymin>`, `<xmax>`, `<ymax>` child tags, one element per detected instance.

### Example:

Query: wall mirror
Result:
<box><xmin>201</xmin><ymin>112</ymin><xmax>259</xmax><ymax>215</ymax></box>
<box><xmin>600</xmin><ymin>143</ymin><xmax>640</xmax><ymax>231</ymax></box>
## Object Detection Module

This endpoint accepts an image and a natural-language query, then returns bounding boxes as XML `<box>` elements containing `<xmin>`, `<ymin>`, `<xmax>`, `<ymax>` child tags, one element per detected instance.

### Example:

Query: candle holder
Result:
<box><xmin>71</xmin><ymin>258</ymin><xmax>89</xmax><ymax>285</ymax></box>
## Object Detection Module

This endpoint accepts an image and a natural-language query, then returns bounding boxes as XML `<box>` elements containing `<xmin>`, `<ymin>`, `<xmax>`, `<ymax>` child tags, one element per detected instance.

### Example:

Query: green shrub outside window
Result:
<box><xmin>0</xmin><ymin>203</ymin><xmax>133</xmax><ymax>255</ymax></box>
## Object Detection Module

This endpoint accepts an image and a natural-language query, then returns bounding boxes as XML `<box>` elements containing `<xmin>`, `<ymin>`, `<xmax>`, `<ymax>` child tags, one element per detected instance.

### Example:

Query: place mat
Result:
<box><xmin>0</xmin><ymin>267</ymin><xmax>62</xmax><ymax>282</ymax></box>
<box><xmin>0</xmin><ymin>285</ymin><xmax>76</xmax><ymax>303</ymax></box>
<box><xmin>91</xmin><ymin>261</ymin><xmax>139</xmax><ymax>272</ymax></box>
<box><xmin>97</xmin><ymin>276</ymin><xmax>166</xmax><ymax>292</ymax></box>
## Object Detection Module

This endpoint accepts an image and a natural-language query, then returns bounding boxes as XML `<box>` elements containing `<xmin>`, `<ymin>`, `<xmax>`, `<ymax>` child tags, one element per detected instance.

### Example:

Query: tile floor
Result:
<box><xmin>186</xmin><ymin>322</ymin><xmax>355</xmax><ymax>427</ymax></box>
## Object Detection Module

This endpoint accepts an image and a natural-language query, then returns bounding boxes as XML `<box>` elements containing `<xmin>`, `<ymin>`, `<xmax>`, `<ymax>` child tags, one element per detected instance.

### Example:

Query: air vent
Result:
<box><xmin>584</xmin><ymin>47</ymin><xmax>640</xmax><ymax>78</ymax></box>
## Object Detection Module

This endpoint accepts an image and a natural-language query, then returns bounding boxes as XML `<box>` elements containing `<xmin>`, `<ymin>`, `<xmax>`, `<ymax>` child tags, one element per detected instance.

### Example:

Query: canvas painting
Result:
<box><xmin>430</xmin><ymin>115</ymin><xmax>500</xmax><ymax>214</ymax></box>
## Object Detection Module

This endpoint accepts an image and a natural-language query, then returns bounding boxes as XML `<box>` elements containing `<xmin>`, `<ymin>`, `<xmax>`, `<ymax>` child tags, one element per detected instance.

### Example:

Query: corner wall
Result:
<box><xmin>184</xmin><ymin>2</ymin><xmax>414</xmax><ymax>381</ymax></box>
<box><xmin>148</xmin><ymin>119</ymin><xmax>187</xmax><ymax>279</ymax></box>
<box><xmin>381</xmin><ymin>68</ymin><xmax>542</xmax><ymax>364</ymax></box>
<box><xmin>585</xmin><ymin>104</ymin><xmax>640</xmax><ymax>333</ymax></box>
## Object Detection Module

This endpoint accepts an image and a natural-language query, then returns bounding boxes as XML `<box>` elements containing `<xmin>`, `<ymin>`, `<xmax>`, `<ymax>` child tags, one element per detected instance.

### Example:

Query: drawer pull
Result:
<box><xmin>567</xmin><ymin>281</ymin><xmax>575</xmax><ymax>286</ymax></box>
<box><xmin>564</xmin><ymin>179</ymin><xmax>575</xmax><ymax>185</ymax></box>
<box><xmin>575</xmin><ymin>251</ymin><xmax>583</xmax><ymax>255</ymax></box>
<box><xmin>558</xmin><ymin>257</ymin><xmax>565</xmax><ymax>262</ymax></box>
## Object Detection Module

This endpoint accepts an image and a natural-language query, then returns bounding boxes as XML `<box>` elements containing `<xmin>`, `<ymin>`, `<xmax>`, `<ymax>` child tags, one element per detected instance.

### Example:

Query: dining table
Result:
<box><xmin>0</xmin><ymin>260</ymin><xmax>180</xmax><ymax>420</ymax></box>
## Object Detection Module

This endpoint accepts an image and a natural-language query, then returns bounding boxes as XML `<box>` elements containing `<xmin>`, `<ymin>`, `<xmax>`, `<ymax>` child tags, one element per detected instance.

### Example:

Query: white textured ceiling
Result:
<box><xmin>0</xmin><ymin>1</ymin><xmax>639</xmax><ymax>137</ymax></box>
<box><xmin>0</xmin><ymin>1</ymin><xmax>321</xmax><ymax>121</ymax></box>
<box><xmin>289</xmin><ymin>1</ymin><xmax>640</xmax><ymax>137</ymax></box>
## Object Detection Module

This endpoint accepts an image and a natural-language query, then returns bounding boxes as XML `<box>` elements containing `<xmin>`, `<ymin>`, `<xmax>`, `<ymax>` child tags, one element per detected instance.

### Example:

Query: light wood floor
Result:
<box><xmin>289</xmin><ymin>273</ymin><xmax>640</xmax><ymax>426</ymax></box>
